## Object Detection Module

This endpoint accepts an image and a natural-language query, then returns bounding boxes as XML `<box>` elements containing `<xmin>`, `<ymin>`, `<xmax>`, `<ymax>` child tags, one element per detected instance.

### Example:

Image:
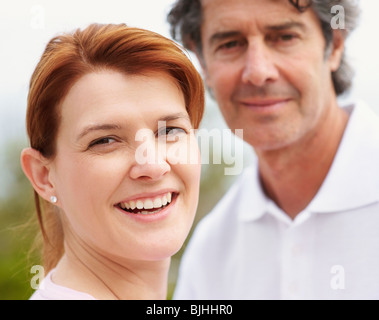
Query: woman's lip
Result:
<box><xmin>115</xmin><ymin>193</ymin><xmax>178</xmax><ymax>222</ymax></box>
<box><xmin>116</xmin><ymin>189</ymin><xmax>178</xmax><ymax>204</ymax></box>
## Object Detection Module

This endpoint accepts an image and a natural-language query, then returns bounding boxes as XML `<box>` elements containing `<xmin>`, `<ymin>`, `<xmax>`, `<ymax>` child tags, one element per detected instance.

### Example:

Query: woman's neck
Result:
<box><xmin>53</xmin><ymin>230</ymin><xmax>170</xmax><ymax>300</ymax></box>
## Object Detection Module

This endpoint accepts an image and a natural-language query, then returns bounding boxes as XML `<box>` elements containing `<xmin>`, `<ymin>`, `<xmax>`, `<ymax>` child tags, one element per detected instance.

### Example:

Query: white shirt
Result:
<box><xmin>174</xmin><ymin>102</ymin><xmax>379</xmax><ymax>300</ymax></box>
<box><xmin>30</xmin><ymin>269</ymin><xmax>96</xmax><ymax>300</ymax></box>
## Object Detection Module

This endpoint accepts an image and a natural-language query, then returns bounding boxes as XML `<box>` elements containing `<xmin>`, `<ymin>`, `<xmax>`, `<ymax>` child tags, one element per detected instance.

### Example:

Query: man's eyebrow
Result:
<box><xmin>208</xmin><ymin>21</ymin><xmax>306</xmax><ymax>46</ymax></box>
<box><xmin>77</xmin><ymin>123</ymin><xmax>123</xmax><ymax>141</ymax></box>
<box><xmin>265</xmin><ymin>21</ymin><xmax>306</xmax><ymax>32</ymax></box>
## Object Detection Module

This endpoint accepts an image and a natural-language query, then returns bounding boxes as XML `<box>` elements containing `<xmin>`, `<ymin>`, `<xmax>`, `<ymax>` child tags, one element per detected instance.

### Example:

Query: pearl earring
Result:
<box><xmin>50</xmin><ymin>196</ymin><xmax>58</xmax><ymax>204</ymax></box>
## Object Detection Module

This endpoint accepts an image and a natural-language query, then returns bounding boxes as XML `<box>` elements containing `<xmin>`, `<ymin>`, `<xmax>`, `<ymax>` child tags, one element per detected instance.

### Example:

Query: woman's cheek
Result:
<box><xmin>55</xmin><ymin>152</ymin><xmax>128</xmax><ymax>208</ymax></box>
<box><xmin>166</xmin><ymin>133</ymin><xmax>200</xmax><ymax>166</ymax></box>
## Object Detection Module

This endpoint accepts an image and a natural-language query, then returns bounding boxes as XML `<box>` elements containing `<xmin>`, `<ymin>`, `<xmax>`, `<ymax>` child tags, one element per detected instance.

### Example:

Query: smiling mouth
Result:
<box><xmin>116</xmin><ymin>192</ymin><xmax>177</xmax><ymax>215</ymax></box>
<box><xmin>240</xmin><ymin>99</ymin><xmax>291</xmax><ymax>108</ymax></box>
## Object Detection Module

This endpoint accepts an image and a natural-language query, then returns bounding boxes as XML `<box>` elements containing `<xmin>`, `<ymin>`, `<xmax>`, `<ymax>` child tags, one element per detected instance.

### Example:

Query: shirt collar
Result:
<box><xmin>236</xmin><ymin>165</ymin><xmax>268</xmax><ymax>222</ymax></box>
<box><xmin>238</xmin><ymin>101</ymin><xmax>379</xmax><ymax>222</ymax></box>
<box><xmin>308</xmin><ymin>101</ymin><xmax>379</xmax><ymax>213</ymax></box>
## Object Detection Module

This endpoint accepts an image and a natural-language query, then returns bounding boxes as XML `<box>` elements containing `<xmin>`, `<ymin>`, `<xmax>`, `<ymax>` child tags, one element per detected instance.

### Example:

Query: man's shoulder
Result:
<box><xmin>343</xmin><ymin>101</ymin><xmax>379</xmax><ymax>165</ymax></box>
<box><xmin>349</xmin><ymin>101</ymin><xmax>379</xmax><ymax>188</ymax></box>
<box><xmin>347</xmin><ymin>101</ymin><xmax>379</xmax><ymax>137</ymax></box>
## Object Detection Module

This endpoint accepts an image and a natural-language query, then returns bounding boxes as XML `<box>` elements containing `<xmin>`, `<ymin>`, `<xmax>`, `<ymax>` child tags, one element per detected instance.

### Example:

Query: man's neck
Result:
<box><xmin>256</xmin><ymin>105</ymin><xmax>349</xmax><ymax>219</ymax></box>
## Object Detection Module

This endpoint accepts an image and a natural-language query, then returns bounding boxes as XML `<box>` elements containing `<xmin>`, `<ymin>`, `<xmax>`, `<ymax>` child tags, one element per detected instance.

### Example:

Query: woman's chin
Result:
<box><xmin>133</xmin><ymin>233</ymin><xmax>189</xmax><ymax>262</ymax></box>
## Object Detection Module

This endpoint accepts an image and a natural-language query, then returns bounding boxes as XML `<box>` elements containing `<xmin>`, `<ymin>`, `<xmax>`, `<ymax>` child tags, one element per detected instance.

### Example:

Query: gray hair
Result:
<box><xmin>168</xmin><ymin>0</ymin><xmax>360</xmax><ymax>96</ymax></box>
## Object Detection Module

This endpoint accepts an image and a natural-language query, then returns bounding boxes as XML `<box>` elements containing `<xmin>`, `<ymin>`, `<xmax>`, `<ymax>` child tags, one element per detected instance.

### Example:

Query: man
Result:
<box><xmin>168</xmin><ymin>0</ymin><xmax>379</xmax><ymax>299</ymax></box>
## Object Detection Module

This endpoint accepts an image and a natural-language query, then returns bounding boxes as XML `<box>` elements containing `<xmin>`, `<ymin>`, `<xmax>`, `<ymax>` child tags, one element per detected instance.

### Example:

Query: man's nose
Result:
<box><xmin>241</xmin><ymin>40</ymin><xmax>279</xmax><ymax>87</ymax></box>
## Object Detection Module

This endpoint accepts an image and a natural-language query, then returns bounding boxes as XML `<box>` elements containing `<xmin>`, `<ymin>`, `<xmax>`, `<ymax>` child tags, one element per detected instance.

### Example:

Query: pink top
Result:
<box><xmin>29</xmin><ymin>269</ymin><xmax>97</xmax><ymax>300</ymax></box>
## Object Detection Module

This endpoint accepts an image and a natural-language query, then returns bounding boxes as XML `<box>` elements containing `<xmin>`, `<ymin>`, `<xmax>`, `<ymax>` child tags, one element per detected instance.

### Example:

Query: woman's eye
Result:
<box><xmin>167</xmin><ymin>127</ymin><xmax>186</xmax><ymax>135</ymax></box>
<box><xmin>89</xmin><ymin>137</ymin><xmax>116</xmax><ymax>148</ymax></box>
<box><xmin>158</xmin><ymin>127</ymin><xmax>187</xmax><ymax>141</ymax></box>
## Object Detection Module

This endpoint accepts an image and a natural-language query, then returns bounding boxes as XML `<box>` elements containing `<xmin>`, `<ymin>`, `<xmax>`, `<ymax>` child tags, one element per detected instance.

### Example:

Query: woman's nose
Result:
<box><xmin>129</xmin><ymin>135</ymin><xmax>171</xmax><ymax>181</ymax></box>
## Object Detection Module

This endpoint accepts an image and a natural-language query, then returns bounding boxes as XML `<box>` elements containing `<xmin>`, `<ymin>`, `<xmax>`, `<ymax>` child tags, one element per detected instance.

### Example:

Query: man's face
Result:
<box><xmin>200</xmin><ymin>0</ymin><xmax>343</xmax><ymax>152</ymax></box>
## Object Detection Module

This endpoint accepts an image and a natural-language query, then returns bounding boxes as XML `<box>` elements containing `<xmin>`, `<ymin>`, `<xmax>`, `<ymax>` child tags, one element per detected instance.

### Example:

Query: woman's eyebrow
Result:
<box><xmin>158</xmin><ymin>112</ymin><xmax>191</xmax><ymax>123</ymax></box>
<box><xmin>76</xmin><ymin>123</ymin><xmax>123</xmax><ymax>141</ymax></box>
<box><xmin>76</xmin><ymin>113</ymin><xmax>190</xmax><ymax>141</ymax></box>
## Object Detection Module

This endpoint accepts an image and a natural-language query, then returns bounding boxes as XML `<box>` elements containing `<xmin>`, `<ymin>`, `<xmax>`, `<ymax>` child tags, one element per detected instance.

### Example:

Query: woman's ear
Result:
<box><xmin>21</xmin><ymin>148</ymin><xmax>55</xmax><ymax>202</ymax></box>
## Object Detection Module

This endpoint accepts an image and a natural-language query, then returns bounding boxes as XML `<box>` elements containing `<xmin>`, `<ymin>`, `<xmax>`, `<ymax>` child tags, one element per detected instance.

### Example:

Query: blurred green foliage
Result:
<box><xmin>0</xmin><ymin>140</ymin><xmax>40</xmax><ymax>300</ymax></box>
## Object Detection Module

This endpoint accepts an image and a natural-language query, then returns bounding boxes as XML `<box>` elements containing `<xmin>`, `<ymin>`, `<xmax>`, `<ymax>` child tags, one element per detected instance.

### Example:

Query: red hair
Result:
<box><xmin>26</xmin><ymin>23</ymin><xmax>204</xmax><ymax>271</ymax></box>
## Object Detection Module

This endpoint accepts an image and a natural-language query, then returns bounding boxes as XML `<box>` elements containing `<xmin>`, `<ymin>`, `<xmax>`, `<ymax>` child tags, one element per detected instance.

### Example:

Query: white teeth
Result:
<box><xmin>120</xmin><ymin>192</ymin><xmax>173</xmax><ymax>213</ymax></box>
<box><xmin>144</xmin><ymin>199</ymin><xmax>154</xmax><ymax>209</ymax></box>
<box><xmin>136</xmin><ymin>200</ymin><xmax>144</xmax><ymax>210</ymax></box>
<box><xmin>153</xmin><ymin>198</ymin><xmax>162</xmax><ymax>208</ymax></box>
<box><xmin>140</xmin><ymin>208</ymin><xmax>161</xmax><ymax>215</ymax></box>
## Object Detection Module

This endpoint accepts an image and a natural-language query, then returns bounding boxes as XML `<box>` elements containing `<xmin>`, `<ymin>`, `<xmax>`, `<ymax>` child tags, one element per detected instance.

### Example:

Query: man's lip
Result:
<box><xmin>239</xmin><ymin>98</ymin><xmax>291</xmax><ymax>107</ymax></box>
<box><xmin>115</xmin><ymin>189</ymin><xmax>178</xmax><ymax>204</ymax></box>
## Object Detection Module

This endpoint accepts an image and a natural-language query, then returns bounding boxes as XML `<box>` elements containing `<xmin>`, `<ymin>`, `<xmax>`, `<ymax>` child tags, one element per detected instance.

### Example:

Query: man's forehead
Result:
<box><xmin>201</xmin><ymin>0</ymin><xmax>302</xmax><ymax>20</ymax></box>
<box><xmin>200</xmin><ymin>0</ymin><xmax>312</xmax><ymax>22</ymax></box>
<box><xmin>202</xmin><ymin>0</ymin><xmax>285</xmax><ymax>8</ymax></box>
<box><xmin>201</xmin><ymin>0</ymin><xmax>308</xmax><ymax>31</ymax></box>
<box><xmin>201</xmin><ymin>0</ymin><xmax>311</xmax><ymax>7</ymax></box>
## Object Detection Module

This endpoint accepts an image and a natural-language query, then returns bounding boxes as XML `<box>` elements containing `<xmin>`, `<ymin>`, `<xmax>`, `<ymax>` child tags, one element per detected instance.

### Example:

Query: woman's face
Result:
<box><xmin>49</xmin><ymin>70</ymin><xmax>201</xmax><ymax>261</ymax></box>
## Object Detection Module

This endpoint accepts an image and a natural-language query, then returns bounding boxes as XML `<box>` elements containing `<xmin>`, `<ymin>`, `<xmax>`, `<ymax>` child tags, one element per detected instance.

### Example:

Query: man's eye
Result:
<box><xmin>218</xmin><ymin>39</ymin><xmax>245</xmax><ymax>51</ymax></box>
<box><xmin>267</xmin><ymin>33</ymin><xmax>299</xmax><ymax>44</ymax></box>
<box><xmin>220</xmin><ymin>40</ymin><xmax>239</xmax><ymax>49</ymax></box>
<box><xmin>280</xmin><ymin>34</ymin><xmax>296</xmax><ymax>41</ymax></box>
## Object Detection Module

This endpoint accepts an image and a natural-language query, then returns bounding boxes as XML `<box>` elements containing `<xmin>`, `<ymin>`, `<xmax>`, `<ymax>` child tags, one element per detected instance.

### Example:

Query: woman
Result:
<box><xmin>21</xmin><ymin>23</ymin><xmax>204</xmax><ymax>300</ymax></box>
